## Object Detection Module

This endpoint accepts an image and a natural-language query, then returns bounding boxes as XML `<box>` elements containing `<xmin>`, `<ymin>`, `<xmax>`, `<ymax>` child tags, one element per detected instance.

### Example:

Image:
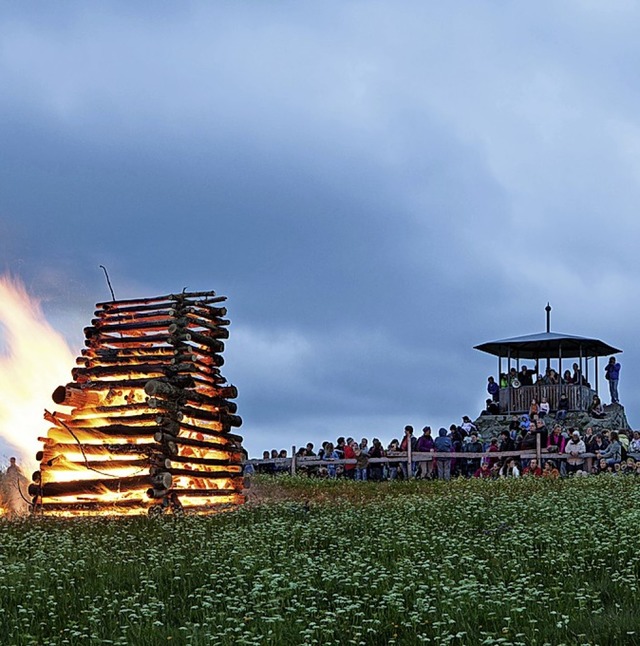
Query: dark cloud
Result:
<box><xmin>1</xmin><ymin>1</ymin><xmax>639</xmax><ymax>456</ymax></box>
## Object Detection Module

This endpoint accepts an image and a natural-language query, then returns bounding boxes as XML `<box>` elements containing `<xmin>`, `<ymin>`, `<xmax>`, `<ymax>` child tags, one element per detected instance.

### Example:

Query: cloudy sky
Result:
<box><xmin>1</xmin><ymin>1</ymin><xmax>639</xmax><ymax>458</ymax></box>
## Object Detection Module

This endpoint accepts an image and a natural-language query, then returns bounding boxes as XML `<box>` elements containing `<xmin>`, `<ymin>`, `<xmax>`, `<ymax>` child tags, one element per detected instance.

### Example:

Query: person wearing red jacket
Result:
<box><xmin>523</xmin><ymin>458</ymin><xmax>542</xmax><ymax>477</ymax></box>
<box><xmin>473</xmin><ymin>461</ymin><xmax>492</xmax><ymax>478</ymax></box>
<box><xmin>343</xmin><ymin>439</ymin><xmax>357</xmax><ymax>479</ymax></box>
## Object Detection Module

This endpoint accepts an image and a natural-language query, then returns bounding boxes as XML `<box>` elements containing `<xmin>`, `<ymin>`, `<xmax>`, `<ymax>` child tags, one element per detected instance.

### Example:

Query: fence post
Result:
<box><xmin>536</xmin><ymin>433</ymin><xmax>542</xmax><ymax>465</ymax></box>
<box><xmin>291</xmin><ymin>445</ymin><xmax>296</xmax><ymax>475</ymax></box>
<box><xmin>407</xmin><ymin>441</ymin><xmax>413</xmax><ymax>479</ymax></box>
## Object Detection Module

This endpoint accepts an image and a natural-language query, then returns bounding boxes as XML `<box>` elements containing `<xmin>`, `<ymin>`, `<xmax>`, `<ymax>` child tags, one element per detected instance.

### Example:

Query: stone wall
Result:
<box><xmin>472</xmin><ymin>403</ymin><xmax>631</xmax><ymax>440</ymax></box>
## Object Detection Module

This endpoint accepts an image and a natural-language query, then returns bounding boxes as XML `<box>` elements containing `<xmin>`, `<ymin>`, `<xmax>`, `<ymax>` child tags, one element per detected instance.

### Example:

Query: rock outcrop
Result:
<box><xmin>473</xmin><ymin>403</ymin><xmax>631</xmax><ymax>440</ymax></box>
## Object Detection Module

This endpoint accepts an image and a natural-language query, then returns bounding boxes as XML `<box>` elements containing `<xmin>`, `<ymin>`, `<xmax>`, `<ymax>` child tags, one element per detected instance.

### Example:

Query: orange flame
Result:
<box><xmin>0</xmin><ymin>275</ymin><xmax>75</xmax><ymax>472</ymax></box>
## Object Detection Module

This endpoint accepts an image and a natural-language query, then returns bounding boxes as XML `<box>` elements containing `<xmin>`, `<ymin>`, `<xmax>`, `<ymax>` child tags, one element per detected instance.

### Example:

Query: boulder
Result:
<box><xmin>473</xmin><ymin>403</ymin><xmax>631</xmax><ymax>440</ymax></box>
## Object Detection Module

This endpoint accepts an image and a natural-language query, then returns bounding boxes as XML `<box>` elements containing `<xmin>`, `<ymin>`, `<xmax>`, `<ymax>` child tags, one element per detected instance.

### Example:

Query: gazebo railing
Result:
<box><xmin>499</xmin><ymin>384</ymin><xmax>595</xmax><ymax>414</ymax></box>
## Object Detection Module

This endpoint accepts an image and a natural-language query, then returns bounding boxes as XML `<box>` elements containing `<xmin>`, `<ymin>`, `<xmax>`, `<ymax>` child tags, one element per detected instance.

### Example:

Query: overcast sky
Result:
<box><xmin>1</xmin><ymin>1</ymin><xmax>639</xmax><ymax>459</ymax></box>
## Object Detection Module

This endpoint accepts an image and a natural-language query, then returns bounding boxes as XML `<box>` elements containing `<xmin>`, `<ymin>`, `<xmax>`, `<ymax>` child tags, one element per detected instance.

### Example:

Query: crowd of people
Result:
<box><xmin>250</xmin><ymin>356</ymin><xmax>627</xmax><ymax>481</ymax></box>
<box><xmin>486</xmin><ymin>356</ymin><xmax>621</xmax><ymax>412</ymax></box>
<box><xmin>482</xmin><ymin>389</ymin><xmax>607</xmax><ymax>421</ymax></box>
<box><xmin>252</xmin><ymin>420</ymin><xmax>640</xmax><ymax>481</ymax></box>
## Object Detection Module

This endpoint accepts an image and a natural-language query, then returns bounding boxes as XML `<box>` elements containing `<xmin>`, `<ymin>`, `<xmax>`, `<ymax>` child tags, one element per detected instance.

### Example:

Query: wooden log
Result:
<box><xmin>182</xmin><ymin>399</ymin><xmax>238</xmax><ymax>415</ymax></box>
<box><xmin>82</xmin><ymin>343</ymin><xmax>224</xmax><ymax>370</ymax></box>
<box><xmin>156</xmin><ymin>387</ymin><xmax>238</xmax><ymax>409</ymax></box>
<box><xmin>48</xmin><ymin>429</ymin><xmax>156</xmax><ymax>446</ymax></box>
<box><xmin>91</xmin><ymin>306</ymin><xmax>228</xmax><ymax>325</ymax></box>
<box><xmin>92</xmin><ymin>310</ymin><xmax>178</xmax><ymax>325</ymax></box>
<box><xmin>72</xmin><ymin>363</ymin><xmax>195</xmax><ymax>381</ymax></box>
<box><xmin>81</xmin><ymin>346</ymin><xmax>180</xmax><ymax>359</ymax></box>
<box><xmin>88</xmin><ymin>318</ymin><xmax>227</xmax><ymax>341</ymax></box>
<box><xmin>36</xmin><ymin>500</ymin><xmax>148</xmax><ymax>512</ymax></box>
<box><xmin>36</xmin><ymin>442</ymin><xmax>161</xmax><ymax>458</ymax></box>
<box><xmin>70</xmin><ymin>411</ymin><xmax>160</xmax><ymax>424</ymax></box>
<box><xmin>52</xmin><ymin>386</ymin><xmax>103</xmax><ymax>407</ymax></box>
<box><xmin>84</xmin><ymin>331</ymin><xmax>224</xmax><ymax>352</ymax></box>
<box><xmin>168</xmin><ymin>487</ymin><xmax>244</xmax><ymax>497</ymax></box>
<box><xmin>96</xmin><ymin>291</ymin><xmax>220</xmax><ymax>308</ymax></box>
<box><xmin>60</xmin><ymin>423</ymin><xmax>158</xmax><ymax>437</ymax></box>
<box><xmin>86</xmin><ymin>319</ymin><xmax>188</xmax><ymax>336</ymax></box>
<box><xmin>145</xmin><ymin>380</ymin><xmax>237</xmax><ymax>407</ymax></box>
<box><xmin>179</xmin><ymin>304</ymin><xmax>229</xmax><ymax>321</ymax></box>
<box><xmin>144</xmin><ymin>380</ymin><xmax>182</xmax><ymax>398</ymax></box>
<box><xmin>153</xmin><ymin>432</ymin><xmax>243</xmax><ymax>451</ymax></box>
<box><xmin>166</xmin><ymin>467</ymin><xmax>242</xmax><ymax>479</ymax></box>
<box><xmin>43</xmin><ymin>456</ymin><xmax>167</xmax><ymax>470</ymax></box>
<box><xmin>179</xmin><ymin>406</ymin><xmax>242</xmax><ymax>427</ymax></box>
<box><xmin>77</xmin><ymin>354</ymin><xmax>183</xmax><ymax>367</ymax></box>
<box><xmin>96</xmin><ymin>296</ymin><xmax>227</xmax><ymax>316</ymax></box>
<box><xmin>169</xmin><ymin>454</ymin><xmax>242</xmax><ymax>467</ymax></box>
<box><xmin>52</xmin><ymin>407</ymin><xmax>162</xmax><ymax>426</ymax></box>
<box><xmin>168</xmin><ymin>322</ymin><xmax>229</xmax><ymax>339</ymax></box>
<box><xmin>178</xmin><ymin>330</ymin><xmax>225</xmax><ymax>353</ymax></box>
<box><xmin>78</xmin><ymin>353</ymin><xmax>169</xmax><ymax>368</ymax></box>
<box><xmin>79</xmin><ymin>351</ymin><xmax>224</xmax><ymax>378</ymax></box>
<box><xmin>176</xmin><ymin>420</ymin><xmax>243</xmax><ymax>443</ymax></box>
<box><xmin>82</xmin><ymin>332</ymin><xmax>171</xmax><ymax>347</ymax></box>
<box><xmin>147</xmin><ymin>398</ymin><xmax>184</xmax><ymax>414</ymax></box>
<box><xmin>62</xmin><ymin>376</ymin><xmax>196</xmax><ymax>390</ymax></box>
<box><xmin>155</xmin><ymin>418</ymin><xmax>181</xmax><ymax>435</ymax></box>
<box><xmin>173</xmin><ymin>316</ymin><xmax>230</xmax><ymax>334</ymax></box>
<box><xmin>94</xmin><ymin>303</ymin><xmax>229</xmax><ymax>324</ymax></box>
<box><xmin>150</xmin><ymin>472</ymin><xmax>173</xmax><ymax>488</ymax></box>
<box><xmin>29</xmin><ymin>474</ymin><xmax>154</xmax><ymax>498</ymax></box>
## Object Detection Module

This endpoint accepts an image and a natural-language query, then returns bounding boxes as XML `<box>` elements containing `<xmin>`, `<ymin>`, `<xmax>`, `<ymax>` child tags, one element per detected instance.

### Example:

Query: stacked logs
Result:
<box><xmin>30</xmin><ymin>290</ymin><xmax>244</xmax><ymax>515</ymax></box>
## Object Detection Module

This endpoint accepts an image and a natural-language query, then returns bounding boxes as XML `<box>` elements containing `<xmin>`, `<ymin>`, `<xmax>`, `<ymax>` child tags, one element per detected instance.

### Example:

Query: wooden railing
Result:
<box><xmin>498</xmin><ymin>384</ymin><xmax>595</xmax><ymax>414</ymax></box>
<box><xmin>246</xmin><ymin>445</ymin><xmax>634</xmax><ymax>477</ymax></box>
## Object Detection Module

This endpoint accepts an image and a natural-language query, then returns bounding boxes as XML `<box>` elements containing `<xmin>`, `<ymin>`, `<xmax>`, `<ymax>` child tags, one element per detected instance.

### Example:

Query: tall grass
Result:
<box><xmin>1</xmin><ymin>476</ymin><xmax>639</xmax><ymax>644</ymax></box>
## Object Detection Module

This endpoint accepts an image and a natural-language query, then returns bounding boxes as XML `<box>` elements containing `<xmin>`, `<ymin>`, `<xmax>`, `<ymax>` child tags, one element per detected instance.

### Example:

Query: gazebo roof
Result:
<box><xmin>474</xmin><ymin>331</ymin><xmax>622</xmax><ymax>360</ymax></box>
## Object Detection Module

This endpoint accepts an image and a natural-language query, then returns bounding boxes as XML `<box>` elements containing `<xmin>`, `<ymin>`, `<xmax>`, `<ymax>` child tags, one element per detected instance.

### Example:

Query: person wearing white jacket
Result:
<box><xmin>564</xmin><ymin>431</ymin><xmax>587</xmax><ymax>474</ymax></box>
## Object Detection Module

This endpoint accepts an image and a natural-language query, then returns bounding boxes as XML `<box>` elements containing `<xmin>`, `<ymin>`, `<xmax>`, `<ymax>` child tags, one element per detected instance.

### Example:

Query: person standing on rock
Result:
<box><xmin>604</xmin><ymin>356</ymin><xmax>621</xmax><ymax>404</ymax></box>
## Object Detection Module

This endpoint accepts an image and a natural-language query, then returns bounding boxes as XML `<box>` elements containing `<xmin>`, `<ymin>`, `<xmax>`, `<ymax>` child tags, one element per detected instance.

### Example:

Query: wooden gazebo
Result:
<box><xmin>474</xmin><ymin>305</ymin><xmax>622</xmax><ymax>414</ymax></box>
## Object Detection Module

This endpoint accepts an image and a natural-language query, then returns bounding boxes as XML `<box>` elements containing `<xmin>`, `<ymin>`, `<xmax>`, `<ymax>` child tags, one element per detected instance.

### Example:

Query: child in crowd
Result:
<box><xmin>539</xmin><ymin>397</ymin><xmax>550</xmax><ymax>419</ymax></box>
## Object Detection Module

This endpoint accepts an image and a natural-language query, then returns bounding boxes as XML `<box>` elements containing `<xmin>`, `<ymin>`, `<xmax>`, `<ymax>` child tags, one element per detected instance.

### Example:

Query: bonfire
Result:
<box><xmin>0</xmin><ymin>286</ymin><xmax>245</xmax><ymax>516</ymax></box>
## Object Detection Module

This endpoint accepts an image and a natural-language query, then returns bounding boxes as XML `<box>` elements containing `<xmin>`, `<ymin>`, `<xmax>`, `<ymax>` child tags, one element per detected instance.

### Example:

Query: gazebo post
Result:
<box><xmin>595</xmin><ymin>356</ymin><xmax>599</xmax><ymax>397</ymax></box>
<box><xmin>507</xmin><ymin>348</ymin><xmax>511</xmax><ymax>414</ymax></box>
<box><xmin>579</xmin><ymin>345</ymin><xmax>584</xmax><ymax>410</ymax></box>
<box><xmin>558</xmin><ymin>341</ymin><xmax>562</xmax><ymax>390</ymax></box>
<box><xmin>585</xmin><ymin>351</ymin><xmax>589</xmax><ymax>386</ymax></box>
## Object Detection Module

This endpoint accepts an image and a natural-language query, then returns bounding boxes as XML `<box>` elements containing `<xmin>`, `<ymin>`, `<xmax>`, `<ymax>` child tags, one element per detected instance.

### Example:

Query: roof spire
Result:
<box><xmin>545</xmin><ymin>302</ymin><xmax>551</xmax><ymax>333</ymax></box>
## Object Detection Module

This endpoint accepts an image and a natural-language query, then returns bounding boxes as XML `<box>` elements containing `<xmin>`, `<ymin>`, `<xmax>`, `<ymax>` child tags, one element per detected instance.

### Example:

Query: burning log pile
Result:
<box><xmin>30</xmin><ymin>290</ymin><xmax>244</xmax><ymax>515</ymax></box>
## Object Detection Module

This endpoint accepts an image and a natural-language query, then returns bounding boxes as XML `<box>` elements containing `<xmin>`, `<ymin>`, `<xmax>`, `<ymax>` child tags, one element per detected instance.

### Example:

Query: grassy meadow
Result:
<box><xmin>1</xmin><ymin>476</ymin><xmax>639</xmax><ymax>645</ymax></box>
